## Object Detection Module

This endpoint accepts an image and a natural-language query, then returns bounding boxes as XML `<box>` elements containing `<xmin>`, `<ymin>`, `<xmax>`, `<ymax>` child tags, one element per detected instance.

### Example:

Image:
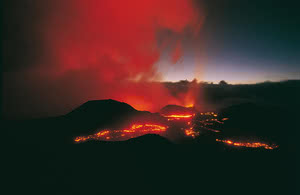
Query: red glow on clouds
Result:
<box><xmin>2</xmin><ymin>0</ymin><xmax>204</xmax><ymax>117</ymax></box>
<box><xmin>41</xmin><ymin>0</ymin><xmax>203</xmax><ymax>112</ymax></box>
<box><xmin>175</xmin><ymin>79</ymin><xmax>199</xmax><ymax>109</ymax></box>
<box><xmin>171</xmin><ymin>41</ymin><xmax>183</xmax><ymax>64</ymax></box>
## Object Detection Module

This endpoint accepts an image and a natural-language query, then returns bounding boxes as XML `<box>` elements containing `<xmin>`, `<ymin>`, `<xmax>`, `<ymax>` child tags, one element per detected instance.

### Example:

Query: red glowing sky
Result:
<box><xmin>2</xmin><ymin>0</ymin><xmax>203</xmax><ymax>117</ymax></box>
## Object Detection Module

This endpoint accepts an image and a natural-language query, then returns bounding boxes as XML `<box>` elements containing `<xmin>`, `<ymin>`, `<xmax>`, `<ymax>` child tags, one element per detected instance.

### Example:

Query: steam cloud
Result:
<box><xmin>3</xmin><ymin>0</ymin><xmax>203</xmax><ymax>118</ymax></box>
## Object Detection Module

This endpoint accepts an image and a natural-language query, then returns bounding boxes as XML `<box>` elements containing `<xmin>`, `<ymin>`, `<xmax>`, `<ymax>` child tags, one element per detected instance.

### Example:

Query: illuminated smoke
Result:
<box><xmin>45</xmin><ymin>0</ymin><xmax>202</xmax><ymax>110</ymax></box>
<box><xmin>3</xmin><ymin>0</ymin><xmax>204</xmax><ymax>117</ymax></box>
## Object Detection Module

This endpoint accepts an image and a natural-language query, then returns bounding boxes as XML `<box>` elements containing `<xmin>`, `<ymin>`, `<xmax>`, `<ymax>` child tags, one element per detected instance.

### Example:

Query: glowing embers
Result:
<box><xmin>163</xmin><ymin>114</ymin><xmax>195</xmax><ymax>121</ymax></box>
<box><xmin>74</xmin><ymin>124</ymin><xmax>167</xmax><ymax>143</ymax></box>
<box><xmin>184</xmin><ymin>127</ymin><xmax>199</xmax><ymax>138</ymax></box>
<box><xmin>216</xmin><ymin>139</ymin><xmax>279</xmax><ymax>150</ymax></box>
<box><xmin>185</xmin><ymin>103</ymin><xmax>194</xmax><ymax>108</ymax></box>
<box><xmin>194</xmin><ymin>113</ymin><xmax>225</xmax><ymax>133</ymax></box>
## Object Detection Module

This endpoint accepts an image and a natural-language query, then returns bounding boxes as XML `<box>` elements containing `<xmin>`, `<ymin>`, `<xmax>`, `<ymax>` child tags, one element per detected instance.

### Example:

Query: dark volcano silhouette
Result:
<box><xmin>126</xmin><ymin>134</ymin><xmax>171</xmax><ymax>144</ymax></box>
<box><xmin>63</xmin><ymin>99</ymin><xmax>139</xmax><ymax>135</ymax></box>
<box><xmin>3</xmin><ymin>99</ymin><xmax>167</xmax><ymax>144</ymax></box>
<box><xmin>66</xmin><ymin>99</ymin><xmax>136</xmax><ymax>118</ymax></box>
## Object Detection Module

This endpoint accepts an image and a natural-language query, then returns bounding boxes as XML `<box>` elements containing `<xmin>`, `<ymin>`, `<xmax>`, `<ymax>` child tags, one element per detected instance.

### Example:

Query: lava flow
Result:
<box><xmin>216</xmin><ymin>139</ymin><xmax>279</xmax><ymax>150</ymax></box>
<box><xmin>184</xmin><ymin>127</ymin><xmax>199</xmax><ymax>138</ymax></box>
<box><xmin>162</xmin><ymin>108</ymin><xmax>223</xmax><ymax>138</ymax></box>
<box><xmin>74</xmin><ymin>124</ymin><xmax>167</xmax><ymax>143</ymax></box>
<box><xmin>73</xmin><ymin>103</ymin><xmax>278</xmax><ymax>149</ymax></box>
<box><xmin>163</xmin><ymin>114</ymin><xmax>194</xmax><ymax>121</ymax></box>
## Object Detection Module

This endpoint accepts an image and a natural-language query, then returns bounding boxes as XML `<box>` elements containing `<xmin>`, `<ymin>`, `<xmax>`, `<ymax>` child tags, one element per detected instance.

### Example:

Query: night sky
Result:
<box><xmin>158</xmin><ymin>0</ymin><xmax>300</xmax><ymax>83</ymax></box>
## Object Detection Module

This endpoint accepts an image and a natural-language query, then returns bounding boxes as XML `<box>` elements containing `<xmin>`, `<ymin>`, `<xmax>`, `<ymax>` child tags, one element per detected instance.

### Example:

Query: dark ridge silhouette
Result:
<box><xmin>63</xmin><ymin>99</ymin><xmax>139</xmax><ymax>136</ymax></box>
<box><xmin>2</xmin><ymin>99</ymin><xmax>167</xmax><ymax>144</ymax></box>
<box><xmin>164</xmin><ymin>79</ymin><xmax>300</xmax><ymax>111</ymax></box>
<box><xmin>64</xmin><ymin>99</ymin><xmax>167</xmax><ymax>134</ymax></box>
<box><xmin>125</xmin><ymin>134</ymin><xmax>172</xmax><ymax>144</ymax></box>
<box><xmin>66</xmin><ymin>99</ymin><xmax>136</xmax><ymax>118</ymax></box>
<box><xmin>218</xmin><ymin>102</ymin><xmax>297</xmax><ymax>151</ymax></box>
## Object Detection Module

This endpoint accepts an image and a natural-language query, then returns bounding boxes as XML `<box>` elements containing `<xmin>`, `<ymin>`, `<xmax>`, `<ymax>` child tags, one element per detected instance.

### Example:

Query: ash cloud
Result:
<box><xmin>2</xmin><ymin>0</ymin><xmax>204</xmax><ymax>118</ymax></box>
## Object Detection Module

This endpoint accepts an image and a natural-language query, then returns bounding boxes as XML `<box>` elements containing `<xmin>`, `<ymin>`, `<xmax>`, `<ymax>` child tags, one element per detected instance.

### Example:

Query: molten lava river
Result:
<box><xmin>162</xmin><ymin>114</ymin><xmax>194</xmax><ymax>121</ymax></box>
<box><xmin>216</xmin><ymin>139</ymin><xmax>278</xmax><ymax>150</ymax></box>
<box><xmin>74</xmin><ymin>109</ymin><xmax>279</xmax><ymax>150</ymax></box>
<box><xmin>74</xmin><ymin>124</ymin><xmax>167</xmax><ymax>142</ymax></box>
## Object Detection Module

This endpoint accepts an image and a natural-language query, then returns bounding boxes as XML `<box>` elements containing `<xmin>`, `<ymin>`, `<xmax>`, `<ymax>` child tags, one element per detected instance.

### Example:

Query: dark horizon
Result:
<box><xmin>2</xmin><ymin>79</ymin><xmax>299</xmax><ymax>119</ymax></box>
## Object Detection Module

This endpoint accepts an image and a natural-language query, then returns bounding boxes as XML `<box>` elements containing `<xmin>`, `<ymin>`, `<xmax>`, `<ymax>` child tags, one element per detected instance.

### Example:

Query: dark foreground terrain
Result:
<box><xmin>2</xmin><ymin>81</ymin><xmax>300</xmax><ymax>194</ymax></box>
<box><xmin>2</xmin><ymin>142</ymin><xmax>296</xmax><ymax>195</ymax></box>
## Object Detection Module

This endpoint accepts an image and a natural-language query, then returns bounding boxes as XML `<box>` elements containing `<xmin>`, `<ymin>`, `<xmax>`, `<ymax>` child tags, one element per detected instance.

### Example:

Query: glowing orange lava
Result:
<box><xmin>184</xmin><ymin>127</ymin><xmax>199</xmax><ymax>138</ymax></box>
<box><xmin>163</xmin><ymin>114</ymin><xmax>194</xmax><ymax>121</ymax></box>
<box><xmin>216</xmin><ymin>139</ymin><xmax>279</xmax><ymax>150</ymax></box>
<box><xmin>185</xmin><ymin>103</ymin><xmax>194</xmax><ymax>108</ymax></box>
<box><xmin>74</xmin><ymin>124</ymin><xmax>167</xmax><ymax>143</ymax></box>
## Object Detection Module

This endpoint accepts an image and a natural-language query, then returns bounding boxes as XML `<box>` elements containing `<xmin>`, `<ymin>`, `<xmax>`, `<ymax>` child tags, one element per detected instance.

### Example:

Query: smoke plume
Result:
<box><xmin>3</xmin><ymin>0</ymin><xmax>203</xmax><ymax>118</ymax></box>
